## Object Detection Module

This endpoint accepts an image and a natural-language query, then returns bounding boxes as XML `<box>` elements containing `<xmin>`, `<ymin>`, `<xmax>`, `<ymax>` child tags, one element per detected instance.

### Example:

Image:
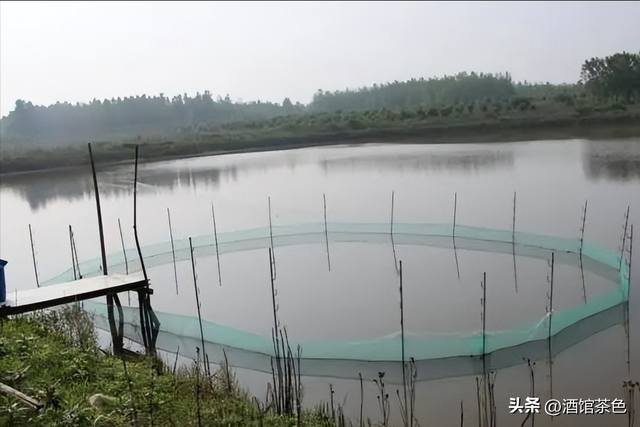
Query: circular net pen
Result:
<box><xmin>42</xmin><ymin>222</ymin><xmax>630</xmax><ymax>382</ymax></box>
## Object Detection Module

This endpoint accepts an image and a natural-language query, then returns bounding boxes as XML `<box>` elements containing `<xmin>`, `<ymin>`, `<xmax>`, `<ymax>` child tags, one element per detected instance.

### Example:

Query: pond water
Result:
<box><xmin>1</xmin><ymin>139</ymin><xmax>639</xmax><ymax>426</ymax></box>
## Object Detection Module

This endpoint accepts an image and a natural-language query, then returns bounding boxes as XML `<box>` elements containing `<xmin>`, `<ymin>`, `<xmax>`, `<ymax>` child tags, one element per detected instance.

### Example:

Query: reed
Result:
<box><xmin>397</xmin><ymin>358</ymin><xmax>417</xmax><ymax>427</ymax></box>
<box><xmin>374</xmin><ymin>372</ymin><xmax>390</xmax><ymax>427</ymax></box>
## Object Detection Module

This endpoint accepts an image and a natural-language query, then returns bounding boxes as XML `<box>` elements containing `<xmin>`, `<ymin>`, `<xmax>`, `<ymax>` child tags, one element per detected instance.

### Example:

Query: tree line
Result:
<box><xmin>1</xmin><ymin>51</ymin><xmax>637</xmax><ymax>149</ymax></box>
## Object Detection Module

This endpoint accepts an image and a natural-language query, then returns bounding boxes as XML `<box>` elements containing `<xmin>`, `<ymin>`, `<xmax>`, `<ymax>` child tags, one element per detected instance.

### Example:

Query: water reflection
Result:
<box><xmin>582</xmin><ymin>139</ymin><xmax>640</xmax><ymax>181</ymax></box>
<box><xmin>319</xmin><ymin>147</ymin><xmax>514</xmax><ymax>173</ymax></box>
<box><xmin>1</xmin><ymin>164</ymin><xmax>230</xmax><ymax>211</ymax></box>
<box><xmin>1</xmin><ymin>145</ymin><xmax>515</xmax><ymax>211</ymax></box>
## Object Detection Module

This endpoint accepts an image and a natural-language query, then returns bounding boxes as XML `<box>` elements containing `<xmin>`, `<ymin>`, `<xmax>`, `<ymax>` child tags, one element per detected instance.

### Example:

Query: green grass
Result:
<box><xmin>0</xmin><ymin>305</ymin><xmax>336</xmax><ymax>427</ymax></box>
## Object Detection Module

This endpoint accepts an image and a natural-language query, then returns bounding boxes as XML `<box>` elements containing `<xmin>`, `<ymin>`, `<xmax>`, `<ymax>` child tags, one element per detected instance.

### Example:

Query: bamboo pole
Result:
<box><xmin>512</xmin><ymin>192</ymin><xmax>518</xmax><ymax>292</ymax></box>
<box><xmin>548</xmin><ymin>252</ymin><xmax>555</xmax><ymax>401</ymax></box>
<box><xmin>88</xmin><ymin>143</ymin><xmax>108</xmax><ymax>276</ymax></box>
<box><xmin>580</xmin><ymin>200</ymin><xmax>588</xmax><ymax>256</ymax></box>
<box><xmin>118</xmin><ymin>218</ymin><xmax>129</xmax><ymax>275</ymax></box>
<box><xmin>268</xmin><ymin>247</ymin><xmax>285</xmax><ymax>413</ymax></box>
<box><xmin>453</xmin><ymin>192</ymin><xmax>458</xmax><ymax>240</ymax></box>
<box><xmin>512</xmin><ymin>191</ymin><xmax>517</xmax><ymax>244</ymax></box>
<box><xmin>481</xmin><ymin>271</ymin><xmax>488</xmax><ymax>427</ymax></box>
<box><xmin>579</xmin><ymin>200</ymin><xmax>588</xmax><ymax>304</ymax></box>
<box><xmin>323</xmin><ymin>193</ymin><xmax>331</xmax><ymax>271</ymax></box>
<box><xmin>359</xmin><ymin>372</ymin><xmax>364</xmax><ymax>427</ymax></box>
<box><xmin>399</xmin><ymin>260</ymin><xmax>408</xmax><ymax>427</ymax></box>
<box><xmin>190</xmin><ymin>237</ymin><xmax>208</xmax><ymax>376</ymax></box>
<box><xmin>28</xmin><ymin>224</ymin><xmax>39</xmax><ymax>288</ymax></box>
<box><xmin>133</xmin><ymin>145</ymin><xmax>156</xmax><ymax>353</ymax></box>
<box><xmin>69</xmin><ymin>225</ymin><xmax>77</xmax><ymax>280</ymax></box>
<box><xmin>211</xmin><ymin>202</ymin><xmax>222</xmax><ymax>287</ymax></box>
<box><xmin>390</xmin><ymin>190</ymin><xmax>395</xmax><ymax>236</ymax></box>
<box><xmin>133</xmin><ymin>146</ymin><xmax>148</xmax><ymax>283</ymax></box>
<box><xmin>626</xmin><ymin>224</ymin><xmax>634</xmax><ymax>378</ymax></box>
<box><xmin>70</xmin><ymin>225</ymin><xmax>81</xmax><ymax>278</ymax></box>
<box><xmin>268</xmin><ymin>197</ymin><xmax>277</xmax><ymax>280</ymax></box>
<box><xmin>167</xmin><ymin>208</ymin><xmax>179</xmax><ymax>294</ymax></box>
<box><xmin>630</xmin><ymin>224</ymin><xmax>634</xmax><ymax>300</ymax></box>
<box><xmin>621</xmin><ymin>206</ymin><xmax>630</xmax><ymax>271</ymax></box>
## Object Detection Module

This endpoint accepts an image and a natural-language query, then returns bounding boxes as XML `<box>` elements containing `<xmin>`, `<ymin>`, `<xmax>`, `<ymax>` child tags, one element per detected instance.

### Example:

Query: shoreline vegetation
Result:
<box><xmin>0</xmin><ymin>306</ymin><xmax>336</xmax><ymax>427</ymax></box>
<box><xmin>2</xmin><ymin>112</ymin><xmax>640</xmax><ymax>176</ymax></box>
<box><xmin>2</xmin><ymin>51</ymin><xmax>639</xmax><ymax>175</ymax></box>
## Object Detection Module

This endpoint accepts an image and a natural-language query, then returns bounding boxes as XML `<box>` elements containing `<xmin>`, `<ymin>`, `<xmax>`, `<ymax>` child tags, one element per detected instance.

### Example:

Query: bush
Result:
<box><xmin>440</xmin><ymin>106</ymin><xmax>453</xmax><ymax>117</ymax></box>
<box><xmin>427</xmin><ymin>108</ymin><xmax>439</xmax><ymax>117</ymax></box>
<box><xmin>554</xmin><ymin>93</ymin><xmax>574</xmax><ymax>106</ymax></box>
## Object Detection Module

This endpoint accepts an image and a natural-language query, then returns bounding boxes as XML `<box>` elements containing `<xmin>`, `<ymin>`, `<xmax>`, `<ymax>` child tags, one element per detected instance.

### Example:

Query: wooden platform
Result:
<box><xmin>0</xmin><ymin>272</ymin><xmax>148</xmax><ymax>316</ymax></box>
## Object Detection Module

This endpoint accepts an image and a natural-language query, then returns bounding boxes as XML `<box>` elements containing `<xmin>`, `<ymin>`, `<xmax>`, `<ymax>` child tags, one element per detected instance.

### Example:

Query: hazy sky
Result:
<box><xmin>1</xmin><ymin>1</ymin><xmax>639</xmax><ymax>117</ymax></box>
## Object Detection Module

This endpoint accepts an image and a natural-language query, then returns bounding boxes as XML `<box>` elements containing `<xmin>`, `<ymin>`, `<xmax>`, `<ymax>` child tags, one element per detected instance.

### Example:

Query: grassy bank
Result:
<box><xmin>0</xmin><ymin>306</ymin><xmax>334</xmax><ymax>427</ymax></box>
<box><xmin>2</xmin><ymin>109</ymin><xmax>639</xmax><ymax>175</ymax></box>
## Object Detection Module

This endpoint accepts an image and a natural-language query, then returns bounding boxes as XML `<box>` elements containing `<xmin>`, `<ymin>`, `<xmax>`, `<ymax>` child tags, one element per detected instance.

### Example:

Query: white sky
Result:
<box><xmin>1</xmin><ymin>1</ymin><xmax>639</xmax><ymax>118</ymax></box>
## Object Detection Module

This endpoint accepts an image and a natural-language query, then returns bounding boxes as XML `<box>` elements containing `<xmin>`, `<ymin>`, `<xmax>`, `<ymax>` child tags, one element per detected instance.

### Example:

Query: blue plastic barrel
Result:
<box><xmin>0</xmin><ymin>259</ymin><xmax>7</xmax><ymax>303</ymax></box>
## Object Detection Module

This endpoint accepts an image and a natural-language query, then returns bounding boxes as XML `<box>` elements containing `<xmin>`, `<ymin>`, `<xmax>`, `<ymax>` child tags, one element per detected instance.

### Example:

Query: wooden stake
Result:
<box><xmin>167</xmin><ymin>208</ymin><xmax>179</xmax><ymax>294</ymax></box>
<box><xmin>211</xmin><ymin>202</ymin><xmax>222</xmax><ymax>287</ymax></box>
<box><xmin>0</xmin><ymin>381</ymin><xmax>42</xmax><ymax>410</ymax></box>
<box><xmin>28</xmin><ymin>224</ymin><xmax>39</xmax><ymax>288</ymax></box>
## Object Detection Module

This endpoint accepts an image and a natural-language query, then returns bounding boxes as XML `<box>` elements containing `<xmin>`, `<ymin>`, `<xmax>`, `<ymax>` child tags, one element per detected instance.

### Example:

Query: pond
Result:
<box><xmin>1</xmin><ymin>139</ymin><xmax>639</xmax><ymax>426</ymax></box>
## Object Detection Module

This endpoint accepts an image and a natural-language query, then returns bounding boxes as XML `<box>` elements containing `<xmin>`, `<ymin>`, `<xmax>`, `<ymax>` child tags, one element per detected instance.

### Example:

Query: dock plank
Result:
<box><xmin>0</xmin><ymin>272</ymin><xmax>148</xmax><ymax>316</ymax></box>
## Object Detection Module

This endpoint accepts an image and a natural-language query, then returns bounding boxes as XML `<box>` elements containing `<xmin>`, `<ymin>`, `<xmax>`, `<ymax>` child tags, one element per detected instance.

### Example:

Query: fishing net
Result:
<box><xmin>41</xmin><ymin>222</ymin><xmax>629</xmax><ymax>369</ymax></box>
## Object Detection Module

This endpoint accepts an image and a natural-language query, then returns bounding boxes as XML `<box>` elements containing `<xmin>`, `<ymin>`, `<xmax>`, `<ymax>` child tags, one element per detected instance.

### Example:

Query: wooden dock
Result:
<box><xmin>0</xmin><ymin>272</ymin><xmax>147</xmax><ymax>316</ymax></box>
